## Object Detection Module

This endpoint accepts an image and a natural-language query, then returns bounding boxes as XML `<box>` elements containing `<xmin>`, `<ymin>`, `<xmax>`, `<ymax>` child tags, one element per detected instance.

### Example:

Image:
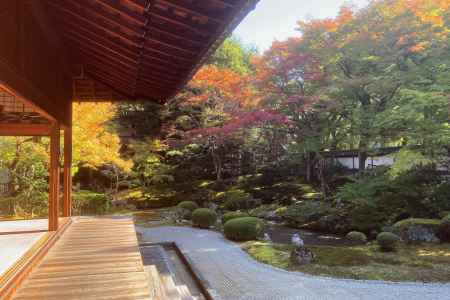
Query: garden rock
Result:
<box><xmin>393</xmin><ymin>218</ymin><xmax>441</xmax><ymax>243</ymax></box>
<box><xmin>290</xmin><ymin>234</ymin><xmax>314</xmax><ymax>265</ymax></box>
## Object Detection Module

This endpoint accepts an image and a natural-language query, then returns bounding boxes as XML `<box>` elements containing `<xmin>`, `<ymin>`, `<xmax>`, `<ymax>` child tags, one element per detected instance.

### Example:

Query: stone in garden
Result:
<box><xmin>290</xmin><ymin>233</ymin><xmax>314</xmax><ymax>265</ymax></box>
<box><xmin>393</xmin><ymin>218</ymin><xmax>441</xmax><ymax>243</ymax></box>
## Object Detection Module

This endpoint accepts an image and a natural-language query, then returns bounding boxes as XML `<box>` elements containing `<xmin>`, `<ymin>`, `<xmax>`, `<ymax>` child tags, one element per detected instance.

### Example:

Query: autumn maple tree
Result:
<box><xmin>72</xmin><ymin>102</ymin><xmax>132</xmax><ymax>191</ymax></box>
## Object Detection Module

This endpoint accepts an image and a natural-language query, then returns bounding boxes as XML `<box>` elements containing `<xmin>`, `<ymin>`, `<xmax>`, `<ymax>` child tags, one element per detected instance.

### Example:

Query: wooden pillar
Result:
<box><xmin>49</xmin><ymin>122</ymin><xmax>60</xmax><ymax>231</ymax></box>
<box><xmin>63</xmin><ymin>126</ymin><xmax>72</xmax><ymax>217</ymax></box>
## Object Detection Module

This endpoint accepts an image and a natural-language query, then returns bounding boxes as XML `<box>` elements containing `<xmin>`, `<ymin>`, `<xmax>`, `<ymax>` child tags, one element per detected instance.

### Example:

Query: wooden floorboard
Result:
<box><xmin>12</xmin><ymin>217</ymin><xmax>153</xmax><ymax>300</ymax></box>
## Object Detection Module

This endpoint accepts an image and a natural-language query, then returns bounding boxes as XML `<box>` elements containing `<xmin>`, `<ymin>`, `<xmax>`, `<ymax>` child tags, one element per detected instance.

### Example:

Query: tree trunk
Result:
<box><xmin>212</xmin><ymin>149</ymin><xmax>223</xmax><ymax>182</ymax></box>
<box><xmin>358</xmin><ymin>139</ymin><xmax>368</xmax><ymax>172</ymax></box>
<box><xmin>317</xmin><ymin>157</ymin><xmax>327</xmax><ymax>198</ymax></box>
<box><xmin>305</xmin><ymin>151</ymin><xmax>313</xmax><ymax>182</ymax></box>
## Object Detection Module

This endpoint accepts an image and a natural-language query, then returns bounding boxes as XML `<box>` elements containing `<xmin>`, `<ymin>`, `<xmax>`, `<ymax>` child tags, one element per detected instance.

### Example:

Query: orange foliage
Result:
<box><xmin>189</xmin><ymin>65</ymin><xmax>260</xmax><ymax>108</ymax></box>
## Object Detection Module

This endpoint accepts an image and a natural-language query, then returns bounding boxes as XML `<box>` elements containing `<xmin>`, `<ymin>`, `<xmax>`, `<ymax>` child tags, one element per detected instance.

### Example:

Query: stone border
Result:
<box><xmin>140</xmin><ymin>241</ymin><xmax>219</xmax><ymax>300</ymax></box>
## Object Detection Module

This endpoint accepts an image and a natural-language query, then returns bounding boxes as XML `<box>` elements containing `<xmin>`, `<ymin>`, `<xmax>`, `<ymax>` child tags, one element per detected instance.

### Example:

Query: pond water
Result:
<box><xmin>133</xmin><ymin>209</ymin><xmax>358</xmax><ymax>247</ymax></box>
<box><xmin>265</xmin><ymin>222</ymin><xmax>359</xmax><ymax>247</ymax></box>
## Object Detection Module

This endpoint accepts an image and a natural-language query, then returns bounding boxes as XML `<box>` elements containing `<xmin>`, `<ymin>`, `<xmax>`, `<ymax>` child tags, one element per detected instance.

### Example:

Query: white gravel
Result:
<box><xmin>137</xmin><ymin>226</ymin><xmax>450</xmax><ymax>300</ymax></box>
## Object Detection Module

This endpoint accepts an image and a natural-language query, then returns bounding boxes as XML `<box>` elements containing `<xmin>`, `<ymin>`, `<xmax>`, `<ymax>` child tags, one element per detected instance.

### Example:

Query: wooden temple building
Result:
<box><xmin>0</xmin><ymin>1</ymin><xmax>258</xmax><ymax>298</ymax></box>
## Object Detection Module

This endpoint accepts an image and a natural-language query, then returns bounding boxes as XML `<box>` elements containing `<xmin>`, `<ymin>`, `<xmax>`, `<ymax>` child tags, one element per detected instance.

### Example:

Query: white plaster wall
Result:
<box><xmin>336</xmin><ymin>155</ymin><xmax>394</xmax><ymax>170</ymax></box>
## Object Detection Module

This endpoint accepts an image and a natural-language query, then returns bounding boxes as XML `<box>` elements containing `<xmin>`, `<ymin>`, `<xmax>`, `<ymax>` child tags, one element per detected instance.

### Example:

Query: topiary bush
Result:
<box><xmin>377</xmin><ymin>232</ymin><xmax>400</xmax><ymax>252</ymax></box>
<box><xmin>222</xmin><ymin>211</ymin><xmax>249</xmax><ymax>224</ymax></box>
<box><xmin>177</xmin><ymin>201</ymin><xmax>199</xmax><ymax>220</ymax></box>
<box><xmin>192</xmin><ymin>208</ymin><xmax>217</xmax><ymax>229</ymax></box>
<box><xmin>177</xmin><ymin>201</ymin><xmax>199</xmax><ymax>211</ymax></box>
<box><xmin>438</xmin><ymin>214</ymin><xmax>450</xmax><ymax>242</ymax></box>
<box><xmin>223</xmin><ymin>217</ymin><xmax>264</xmax><ymax>241</ymax></box>
<box><xmin>346</xmin><ymin>231</ymin><xmax>367</xmax><ymax>243</ymax></box>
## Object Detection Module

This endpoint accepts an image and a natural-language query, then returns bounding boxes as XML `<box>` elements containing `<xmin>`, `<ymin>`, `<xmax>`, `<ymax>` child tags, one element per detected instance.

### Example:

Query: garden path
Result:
<box><xmin>137</xmin><ymin>226</ymin><xmax>450</xmax><ymax>300</ymax></box>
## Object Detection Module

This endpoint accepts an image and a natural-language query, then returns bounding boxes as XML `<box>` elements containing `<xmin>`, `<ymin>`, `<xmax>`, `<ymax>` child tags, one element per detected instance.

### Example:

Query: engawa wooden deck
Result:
<box><xmin>12</xmin><ymin>217</ymin><xmax>153</xmax><ymax>300</ymax></box>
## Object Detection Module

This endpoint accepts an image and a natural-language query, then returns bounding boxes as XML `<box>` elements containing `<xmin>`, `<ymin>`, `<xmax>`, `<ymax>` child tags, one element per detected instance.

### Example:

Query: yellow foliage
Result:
<box><xmin>72</xmin><ymin>103</ymin><xmax>132</xmax><ymax>172</ymax></box>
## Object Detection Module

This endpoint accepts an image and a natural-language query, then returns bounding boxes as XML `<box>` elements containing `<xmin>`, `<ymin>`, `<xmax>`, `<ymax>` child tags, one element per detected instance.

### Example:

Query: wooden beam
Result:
<box><xmin>47</xmin><ymin>0</ymin><xmax>140</xmax><ymax>46</ymax></box>
<box><xmin>73</xmin><ymin>0</ymin><xmax>145</xmax><ymax>35</ymax></box>
<box><xmin>146</xmin><ymin>19</ymin><xmax>206</xmax><ymax>46</ymax></box>
<box><xmin>48</xmin><ymin>123</ymin><xmax>60</xmax><ymax>231</ymax></box>
<box><xmin>0</xmin><ymin>1</ymin><xmax>72</xmax><ymax>126</ymax></box>
<box><xmin>0</xmin><ymin>123</ymin><xmax>52</xmax><ymax>136</ymax></box>
<box><xmin>94</xmin><ymin>0</ymin><xmax>146</xmax><ymax>24</ymax></box>
<box><xmin>156</xmin><ymin>0</ymin><xmax>226</xmax><ymax>24</ymax></box>
<box><xmin>148</xmin><ymin>8</ymin><xmax>212</xmax><ymax>37</ymax></box>
<box><xmin>210</xmin><ymin>0</ymin><xmax>236</xmax><ymax>8</ymax></box>
<box><xmin>50</xmin><ymin>12</ymin><xmax>141</xmax><ymax>57</ymax></box>
<box><xmin>144</xmin><ymin>38</ymin><xmax>197</xmax><ymax>58</ymax></box>
<box><xmin>63</xmin><ymin>126</ymin><xmax>72</xmax><ymax>217</ymax></box>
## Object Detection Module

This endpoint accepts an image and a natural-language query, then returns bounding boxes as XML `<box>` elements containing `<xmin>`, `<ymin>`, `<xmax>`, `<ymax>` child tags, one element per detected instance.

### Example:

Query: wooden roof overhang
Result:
<box><xmin>0</xmin><ymin>0</ymin><xmax>259</xmax><ymax>128</ymax></box>
<box><xmin>64</xmin><ymin>0</ymin><xmax>260</xmax><ymax>103</ymax></box>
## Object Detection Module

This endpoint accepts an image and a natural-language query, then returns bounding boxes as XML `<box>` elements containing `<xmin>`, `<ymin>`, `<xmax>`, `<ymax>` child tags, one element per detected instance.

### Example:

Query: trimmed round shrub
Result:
<box><xmin>177</xmin><ymin>201</ymin><xmax>199</xmax><ymax>211</ymax></box>
<box><xmin>377</xmin><ymin>232</ymin><xmax>399</xmax><ymax>252</ymax></box>
<box><xmin>177</xmin><ymin>201</ymin><xmax>199</xmax><ymax>220</ymax></box>
<box><xmin>346</xmin><ymin>231</ymin><xmax>367</xmax><ymax>243</ymax></box>
<box><xmin>438</xmin><ymin>214</ymin><xmax>450</xmax><ymax>242</ymax></box>
<box><xmin>192</xmin><ymin>208</ymin><xmax>217</xmax><ymax>229</ymax></box>
<box><xmin>224</xmin><ymin>217</ymin><xmax>264</xmax><ymax>241</ymax></box>
<box><xmin>222</xmin><ymin>211</ymin><xmax>249</xmax><ymax>224</ymax></box>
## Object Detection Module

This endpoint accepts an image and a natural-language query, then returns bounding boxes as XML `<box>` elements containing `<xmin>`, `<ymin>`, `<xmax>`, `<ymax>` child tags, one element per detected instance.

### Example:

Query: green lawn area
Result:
<box><xmin>242</xmin><ymin>241</ymin><xmax>450</xmax><ymax>283</ymax></box>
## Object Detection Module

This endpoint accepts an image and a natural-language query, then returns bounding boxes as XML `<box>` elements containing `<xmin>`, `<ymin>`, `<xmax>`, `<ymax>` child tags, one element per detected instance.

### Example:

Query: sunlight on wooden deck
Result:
<box><xmin>12</xmin><ymin>217</ymin><xmax>153</xmax><ymax>300</ymax></box>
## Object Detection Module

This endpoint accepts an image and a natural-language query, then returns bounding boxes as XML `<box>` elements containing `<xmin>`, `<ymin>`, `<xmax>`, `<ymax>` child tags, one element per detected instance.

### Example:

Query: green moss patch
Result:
<box><xmin>242</xmin><ymin>241</ymin><xmax>450</xmax><ymax>282</ymax></box>
<box><xmin>242</xmin><ymin>242</ymin><xmax>291</xmax><ymax>269</ymax></box>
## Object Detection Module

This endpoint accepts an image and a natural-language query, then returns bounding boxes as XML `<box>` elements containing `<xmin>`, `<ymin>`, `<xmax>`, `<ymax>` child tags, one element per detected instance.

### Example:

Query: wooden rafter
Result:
<box><xmin>0</xmin><ymin>124</ymin><xmax>52</xmax><ymax>136</ymax></box>
<box><xmin>156</xmin><ymin>0</ymin><xmax>227</xmax><ymax>24</ymax></box>
<box><xmin>42</xmin><ymin>0</ymin><xmax>259</xmax><ymax>102</ymax></box>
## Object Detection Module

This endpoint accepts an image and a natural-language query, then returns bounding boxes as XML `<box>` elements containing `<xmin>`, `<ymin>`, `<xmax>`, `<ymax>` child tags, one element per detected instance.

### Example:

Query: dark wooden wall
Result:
<box><xmin>0</xmin><ymin>0</ymin><xmax>72</xmax><ymax>126</ymax></box>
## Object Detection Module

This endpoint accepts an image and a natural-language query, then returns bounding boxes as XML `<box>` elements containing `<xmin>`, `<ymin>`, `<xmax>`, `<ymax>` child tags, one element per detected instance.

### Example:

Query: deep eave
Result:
<box><xmin>46</xmin><ymin>0</ymin><xmax>259</xmax><ymax>103</ymax></box>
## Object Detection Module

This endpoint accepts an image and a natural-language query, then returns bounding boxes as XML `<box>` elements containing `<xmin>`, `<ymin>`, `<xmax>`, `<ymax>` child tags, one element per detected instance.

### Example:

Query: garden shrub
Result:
<box><xmin>192</xmin><ymin>208</ymin><xmax>217</xmax><ymax>229</ymax></box>
<box><xmin>177</xmin><ymin>201</ymin><xmax>199</xmax><ymax>211</ymax></box>
<box><xmin>224</xmin><ymin>217</ymin><xmax>264</xmax><ymax>241</ymax></box>
<box><xmin>283</xmin><ymin>201</ymin><xmax>333</xmax><ymax>228</ymax></box>
<box><xmin>349</xmin><ymin>205</ymin><xmax>387</xmax><ymax>233</ymax></box>
<box><xmin>177</xmin><ymin>201</ymin><xmax>199</xmax><ymax>220</ymax></box>
<box><xmin>377</xmin><ymin>232</ymin><xmax>399</xmax><ymax>251</ymax></box>
<box><xmin>346</xmin><ymin>231</ymin><xmax>367</xmax><ymax>243</ymax></box>
<box><xmin>0</xmin><ymin>193</ymin><xmax>48</xmax><ymax>218</ymax></box>
<box><xmin>431</xmin><ymin>183</ymin><xmax>450</xmax><ymax>213</ymax></box>
<box><xmin>220</xmin><ymin>189</ymin><xmax>253</xmax><ymax>211</ymax></box>
<box><xmin>393</xmin><ymin>218</ymin><xmax>441</xmax><ymax>243</ymax></box>
<box><xmin>336</xmin><ymin>169</ymin><xmax>390</xmax><ymax>207</ymax></box>
<box><xmin>222</xmin><ymin>211</ymin><xmax>249</xmax><ymax>224</ymax></box>
<box><xmin>438</xmin><ymin>214</ymin><xmax>450</xmax><ymax>242</ymax></box>
<box><xmin>72</xmin><ymin>190</ymin><xmax>108</xmax><ymax>215</ymax></box>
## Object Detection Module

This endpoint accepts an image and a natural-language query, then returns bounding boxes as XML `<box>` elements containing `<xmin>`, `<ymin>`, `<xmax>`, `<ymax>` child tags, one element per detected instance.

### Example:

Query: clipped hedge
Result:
<box><xmin>192</xmin><ymin>208</ymin><xmax>217</xmax><ymax>229</ymax></box>
<box><xmin>177</xmin><ymin>201</ymin><xmax>199</xmax><ymax>220</ymax></box>
<box><xmin>222</xmin><ymin>211</ymin><xmax>249</xmax><ymax>224</ymax></box>
<box><xmin>346</xmin><ymin>231</ymin><xmax>367</xmax><ymax>243</ymax></box>
<box><xmin>377</xmin><ymin>232</ymin><xmax>399</xmax><ymax>252</ymax></box>
<box><xmin>224</xmin><ymin>217</ymin><xmax>264</xmax><ymax>241</ymax></box>
<box><xmin>177</xmin><ymin>201</ymin><xmax>199</xmax><ymax>211</ymax></box>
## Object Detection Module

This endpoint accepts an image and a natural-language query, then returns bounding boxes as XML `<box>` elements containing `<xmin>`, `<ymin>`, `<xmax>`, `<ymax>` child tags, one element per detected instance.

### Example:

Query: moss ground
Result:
<box><xmin>242</xmin><ymin>241</ymin><xmax>450</xmax><ymax>282</ymax></box>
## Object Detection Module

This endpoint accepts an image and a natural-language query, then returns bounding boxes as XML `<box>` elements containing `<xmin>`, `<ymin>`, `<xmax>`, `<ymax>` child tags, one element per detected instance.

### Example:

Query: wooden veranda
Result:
<box><xmin>0</xmin><ymin>0</ymin><xmax>258</xmax><ymax>298</ymax></box>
